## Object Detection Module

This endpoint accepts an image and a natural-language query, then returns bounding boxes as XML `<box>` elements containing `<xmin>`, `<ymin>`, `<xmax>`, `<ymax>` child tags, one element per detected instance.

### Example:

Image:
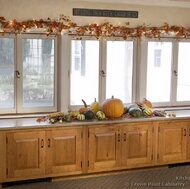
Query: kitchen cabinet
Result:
<box><xmin>6</xmin><ymin>127</ymin><xmax>83</xmax><ymax>180</ymax></box>
<box><xmin>6</xmin><ymin>131</ymin><xmax>46</xmax><ymax>179</ymax></box>
<box><xmin>2</xmin><ymin>118</ymin><xmax>190</xmax><ymax>186</ymax></box>
<box><xmin>122</xmin><ymin>122</ymin><xmax>154</xmax><ymax>167</ymax></box>
<box><xmin>45</xmin><ymin>127</ymin><xmax>83</xmax><ymax>176</ymax></box>
<box><xmin>157</xmin><ymin>121</ymin><xmax>187</xmax><ymax>164</ymax></box>
<box><xmin>88</xmin><ymin>124</ymin><xmax>121</xmax><ymax>172</ymax></box>
<box><xmin>88</xmin><ymin>122</ymin><xmax>154</xmax><ymax>172</ymax></box>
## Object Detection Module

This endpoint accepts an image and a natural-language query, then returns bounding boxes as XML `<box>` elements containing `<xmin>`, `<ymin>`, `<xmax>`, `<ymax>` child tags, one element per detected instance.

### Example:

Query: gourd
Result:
<box><xmin>84</xmin><ymin>110</ymin><xmax>95</xmax><ymax>120</ymax></box>
<box><xmin>64</xmin><ymin>114</ymin><xmax>72</xmax><ymax>122</ymax></box>
<box><xmin>90</xmin><ymin>98</ymin><xmax>100</xmax><ymax>114</ymax></box>
<box><xmin>71</xmin><ymin>110</ymin><xmax>80</xmax><ymax>117</ymax></box>
<box><xmin>79</xmin><ymin>99</ymin><xmax>90</xmax><ymax>114</ymax></box>
<box><xmin>96</xmin><ymin>111</ymin><xmax>105</xmax><ymax>120</ymax></box>
<box><xmin>143</xmin><ymin>108</ymin><xmax>153</xmax><ymax>117</ymax></box>
<box><xmin>128</xmin><ymin>107</ymin><xmax>142</xmax><ymax>118</ymax></box>
<box><xmin>141</xmin><ymin>98</ymin><xmax>152</xmax><ymax>108</ymax></box>
<box><xmin>77</xmin><ymin>114</ymin><xmax>85</xmax><ymax>121</ymax></box>
<box><xmin>101</xmin><ymin>96</ymin><xmax>124</xmax><ymax>118</ymax></box>
<box><xmin>127</xmin><ymin>103</ymin><xmax>139</xmax><ymax>112</ymax></box>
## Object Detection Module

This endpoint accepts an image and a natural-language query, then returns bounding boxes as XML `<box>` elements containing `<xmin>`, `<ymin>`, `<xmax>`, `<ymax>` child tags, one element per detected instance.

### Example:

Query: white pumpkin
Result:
<box><xmin>77</xmin><ymin>114</ymin><xmax>85</xmax><ymax>121</ymax></box>
<box><xmin>96</xmin><ymin>111</ymin><xmax>105</xmax><ymax>120</ymax></box>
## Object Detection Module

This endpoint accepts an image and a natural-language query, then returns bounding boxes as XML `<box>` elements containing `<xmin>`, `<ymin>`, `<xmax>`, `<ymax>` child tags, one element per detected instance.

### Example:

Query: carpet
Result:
<box><xmin>3</xmin><ymin>164</ymin><xmax>190</xmax><ymax>189</ymax></box>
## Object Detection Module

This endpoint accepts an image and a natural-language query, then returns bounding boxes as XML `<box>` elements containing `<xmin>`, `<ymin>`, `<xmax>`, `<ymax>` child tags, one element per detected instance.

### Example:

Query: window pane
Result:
<box><xmin>70</xmin><ymin>40</ymin><xmax>99</xmax><ymax>105</ymax></box>
<box><xmin>177</xmin><ymin>42</ymin><xmax>190</xmax><ymax>101</ymax></box>
<box><xmin>22</xmin><ymin>39</ymin><xmax>55</xmax><ymax>107</ymax></box>
<box><xmin>0</xmin><ymin>38</ymin><xmax>15</xmax><ymax>109</ymax></box>
<box><xmin>147</xmin><ymin>42</ymin><xmax>172</xmax><ymax>102</ymax></box>
<box><xmin>106</xmin><ymin>41</ymin><xmax>133</xmax><ymax>103</ymax></box>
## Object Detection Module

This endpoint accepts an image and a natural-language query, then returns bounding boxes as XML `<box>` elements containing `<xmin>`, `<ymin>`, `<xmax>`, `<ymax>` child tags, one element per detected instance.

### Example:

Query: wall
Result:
<box><xmin>1</xmin><ymin>0</ymin><xmax>190</xmax><ymax>28</ymax></box>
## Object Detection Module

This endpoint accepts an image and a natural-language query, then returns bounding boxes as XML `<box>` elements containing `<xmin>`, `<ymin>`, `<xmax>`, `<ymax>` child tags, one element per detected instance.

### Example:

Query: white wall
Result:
<box><xmin>0</xmin><ymin>0</ymin><xmax>190</xmax><ymax>27</ymax></box>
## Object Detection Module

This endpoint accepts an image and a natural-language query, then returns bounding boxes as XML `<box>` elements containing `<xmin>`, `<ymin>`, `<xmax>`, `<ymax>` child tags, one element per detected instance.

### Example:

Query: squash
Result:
<box><xmin>64</xmin><ymin>113</ymin><xmax>72</xmax><ymax>122</ymax></box>
<box><xmin>71</xmin><ymin>110</ymin><xmax>80</xmax><ymax>117</ymax></box>
<box><xmin>77</xmin><ymin>114</ymin><xmax>85</xmax><ymax>121</ymax></box>
<box><xmin>96</xmin><ymin>111</ymin><xmax>105</xmax><ymax>120</ymax></box>
<box><xmin>101</xmin><ymin>96</ymin><xmax>124</xmax><ymax>118</ymax></box>
<box><xmin>79</xmin><ymin>99</ymin><xmax>91</xmax><ymax>114</ymax></box>
<box><xmin>128</xmin><ymin>107</ymin><xmax>142</xmax><ymax>117</ymax></box>
<box><xmin>127</xmin><ymin>103</ymin><xmax>139</xmax><ymax>112</ymax></box>
<box><xmin>90</xmin><ymin>98</ymin><xmax>100</xmax><ymax>114</ymax></box>
<box><xmin>141</xmin><ymin>98</ymin><xmax>152</xmax><ymax>108</ymax></box>
<box><xmin>84</xmin><ymin>110</ymin><xmax>95</xmax><ymax>120</ymax></box>
<box><xmin>143</xmin><ymin>108</ymin><xmax>153</xmax><ymax>117</ymax></box>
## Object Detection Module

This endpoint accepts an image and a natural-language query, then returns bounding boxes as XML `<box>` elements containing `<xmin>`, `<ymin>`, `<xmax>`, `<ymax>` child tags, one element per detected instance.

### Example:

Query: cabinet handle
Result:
<box><xmin>124</xmin><ymin>133</ymin><xmax>126</xmax><ymax>141</ymax></box>
<box><xmin>184</xmin><ymin>129</ymin><xmax>187</xmax><ymax>137</ymax></box>
<box><xmin>41</xmin><ymin>139</ymin><xmax>44</xmax><ymax>148</ymax></box>
<box><xmin>118</xmin><ymin>134</ymin><xmax>121</xmax><ymax>142</ymax></box>
<box><xmin>48</xmin><ymin>139</ymin><xmax>51</xmax><ymax>147</ymax></box>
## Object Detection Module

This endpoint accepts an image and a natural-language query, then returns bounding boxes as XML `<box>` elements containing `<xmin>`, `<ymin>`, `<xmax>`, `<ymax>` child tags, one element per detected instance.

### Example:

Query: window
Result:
<box><xmin>0</xmin><ymin>35</ymin><xmax>57</xmax><ymax>114</ymax></box>
<box><xmin>177</xmin><ymin>42</ymin><xmax>190</xmax><ymax>102</ymax></box>
<box><xmin>106</xmin><ymin>41</ymin><xmax>133</xmax><ymax>103</ymax></box>
<box><xmin>146</xmin><ymin>41</ymin><xmax>172</xmax><ymax>103</ymax></box>
<box><xmin>141</xmin><ymin>39</ymin><xmax>190</xmax><ymax>107</ymax></box>
<box><xmin>70</xmin><ymin>39</ymin><xmax>100</xmax><ymax>105</ymax></box>
<box><xmin>0</xmin><ymin>37</ymin><xmax>15</xmax><ymax>110</ymax></box>
<box><xmin>69</xmin><ymin>37</ymin><xmax>135</xmax><ymax>108</ymax></box>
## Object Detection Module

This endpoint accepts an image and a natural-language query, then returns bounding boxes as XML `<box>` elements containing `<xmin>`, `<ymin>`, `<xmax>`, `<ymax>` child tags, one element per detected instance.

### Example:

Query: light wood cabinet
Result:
<box><xmin>7</xmin><ymin>131</ymin><xmax>46</xmax><ymax>179</ymax></box>
<box><xmin>88</xmin><ymin>122</ymin><xmax>154</xmax><ymax>172</ymax></box>
<box><xmin>122</xmin><ymin>122</ymin><xmax>154</xmax><ymax>167</ymax></box>
<box><xmin>88</xmin><ymin>124</ymin><xmax>121</xmax><ymax>172</ymax></box>
<box><xmin>157</xmin><ymin>121</ymin><xmax>187</xmax><ymax>164</ymax></box>
<box><xmin>45</xmin><ymin>128</ymin><xmax>83</xmax><ymax>176</ymax></box>
<box><xmin>6</xmin><ymin>127</ymin><xmax>83</xmax><ymax>180</ymax></box>
<box><xmin>2</xmin><ymin>118</ymin><xmax>190</xmax><ymax>185</ymax></box>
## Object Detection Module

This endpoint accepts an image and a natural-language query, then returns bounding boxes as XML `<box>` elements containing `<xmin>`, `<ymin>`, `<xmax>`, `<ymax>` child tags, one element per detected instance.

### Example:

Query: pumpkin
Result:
<box><xmin>84</xmin><ymin>110</ymin><xmax>95</xmax><ymax>120</ymax></box>
<box><xmin>128</xmin><ymin>107</ymin><xmax>142</xmax><ymax>117</ymax></box>
<box><xmin>90</xmin><ymin>98</ymin><xmax>100</xmax><ymax>114</ymax></box>
<box><xmin>96</xmin><ymin>111</ymin><xmax>105</xmax><ymax>120</ymax></box>
<box><xmin>79</xmin><ymin>99</ymin><xmax>91</xmax><ymax>114</ymax></box>
<box><xmin>141</xmin><ymin>98</ymin><xmax>152</xmax><ymax>108</ymax></box>
<box><xmin>77</xmin><ymin>114</ymin><xmax>85</xmax><ymax>121</ymax></box>
<box><xmin>101</xmin><ymin>96</ymin><xmax>124</xmax><ymax>118</ymax></box>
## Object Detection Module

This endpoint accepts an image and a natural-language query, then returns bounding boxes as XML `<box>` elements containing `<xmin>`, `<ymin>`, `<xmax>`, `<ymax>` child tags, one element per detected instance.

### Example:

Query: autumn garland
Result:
<box><xmin>1</xmin><ymin>14</ymin><xmax>190</xmax><ymax>39</ymax></box>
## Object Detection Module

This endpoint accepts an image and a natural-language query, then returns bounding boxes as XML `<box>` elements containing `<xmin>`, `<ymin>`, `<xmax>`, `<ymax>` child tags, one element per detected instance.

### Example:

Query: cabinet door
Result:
<box><xmin>158</xmin><ymin>121</ymin><xmax>187</xmax><ymax>163</ymax></box>
<box><xmin>46</xmin><ymin>127</ymin><xmax>83</xmax><ymax>175</ymax></box>
<box><xmin>88</xmin><ymin>125</ymin><xmax>121</xmax><ymax>172</ymax></box>
<box><xmin>7</xmin><ymin>131</ymin><xmax>45</xmax><ymax>179</ymax></box>
<box><xmin>122</xmin><ymin>122</ymin><xmax>154</xmax><ymax>167</ymax></box>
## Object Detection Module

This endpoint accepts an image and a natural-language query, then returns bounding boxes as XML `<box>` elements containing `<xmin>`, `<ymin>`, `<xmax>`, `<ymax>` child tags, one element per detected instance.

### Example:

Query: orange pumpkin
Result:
<box><xmin>79</xmin><ymin>99</ymin><xmax>91</xmax><ymax>114</ymax></box>
<box><xmin>141</xmin><ymin>98</ymin><xmax>152</xmax><ymax>108</ymax></box>
<box><xmin>101</xmin><ymin>96</ymin><xmax>124</xmax><ymax>118</ymax></box>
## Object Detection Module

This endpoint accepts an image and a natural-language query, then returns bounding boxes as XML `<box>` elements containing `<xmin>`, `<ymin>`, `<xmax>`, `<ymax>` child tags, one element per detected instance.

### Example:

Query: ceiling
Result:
<box><xmin>69</xmin><ymin>0</ymin><xmax>190</xmax><ymax>8</ymax></box>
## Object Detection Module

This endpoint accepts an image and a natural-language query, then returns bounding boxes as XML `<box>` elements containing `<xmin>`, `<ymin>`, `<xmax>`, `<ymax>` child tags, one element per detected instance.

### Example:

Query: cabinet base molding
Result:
<box><xmin>52</xmin><ymin>165</ymin><xmax>169</xmax><ymax>182</ymax></box>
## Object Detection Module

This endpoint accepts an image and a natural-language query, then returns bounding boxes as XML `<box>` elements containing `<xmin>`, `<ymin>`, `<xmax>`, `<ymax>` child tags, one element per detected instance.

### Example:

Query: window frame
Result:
<box><xmin>0</xmin><ymin>34</ymin><xmax>58</xmax><ymax>114</ymax></box>
<box><xmin>139</xmin><ymin>37</ymin><xmax>190</xmax><ymax>108</ymax></box>
<box><xmin>67</xmin><ymin>36</ymin><xmax>137</xmax><ymax>110</ymax></box>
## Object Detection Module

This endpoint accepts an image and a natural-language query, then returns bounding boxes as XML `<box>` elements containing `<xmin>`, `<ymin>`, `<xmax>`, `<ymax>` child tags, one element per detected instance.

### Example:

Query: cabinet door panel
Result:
<box><xmin>88</xmin><ymin>125</ymin><xmax>121</xmax><ymax>172</ymax></box>
<box><xmin>158</xmin><ymin>122</ymin><xmax>187</xmax><ymax>163</ymax></box>
<box><xmin>46</xmin><ymin>128</ymin><xmax>83</xmax><ymax>175</ymax></box>
<box><xmin>7</xmin><ymin>131</ymin><xmax>45</xmax><ymax>179</ymax></box>
<box><xmin>122</xmin><ymin>123</ymin><xmax>153</xmax><ymax>167</ymax></box>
